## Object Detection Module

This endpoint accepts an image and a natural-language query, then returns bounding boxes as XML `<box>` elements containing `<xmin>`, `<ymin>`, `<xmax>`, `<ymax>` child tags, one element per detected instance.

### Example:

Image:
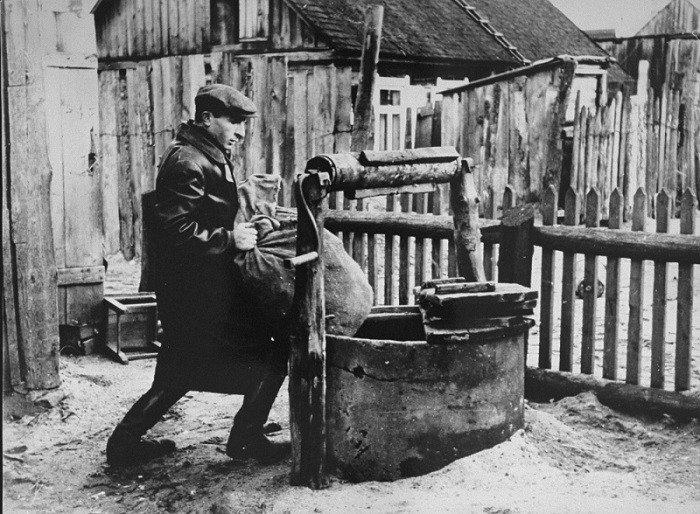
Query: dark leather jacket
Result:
<box><xmin>152</xmin><ymin>122</ymin><xmax>272</xmax><ymax>393</ymax></box>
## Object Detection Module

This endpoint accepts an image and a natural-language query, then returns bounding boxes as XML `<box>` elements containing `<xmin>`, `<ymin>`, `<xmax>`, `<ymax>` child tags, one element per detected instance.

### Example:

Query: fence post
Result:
<box><xmin>450</xmin><ymin>159</ymin><xmax>486</xmax><ymax>282</ymax></box>
<box><xmin>627</xmin><ymin>187</ymin><xmax>647</xmax><ymax>385</ymax></box>
<box><xmin>581</xmin><ymin>188</ymin><xmax>601</xmax><ymax>375</ymax></box>
<box><xmin>539</xmin><ymin>186</ymin><xmax>557</xmax><ymax>369</ymax></box>
<box><xmin>675</xmin><ymin>188</ymin><xmax>697</xmax><ymax>391</ymax></box>
<box><xmin>497</xmin><ymin>204</ymin><xmax>535</xmax><ymax>287</ymax></box>
<box><xmin>559</xmin><ymin>187</ymin><xmax>580</xmax><ymax>372</ymax></box>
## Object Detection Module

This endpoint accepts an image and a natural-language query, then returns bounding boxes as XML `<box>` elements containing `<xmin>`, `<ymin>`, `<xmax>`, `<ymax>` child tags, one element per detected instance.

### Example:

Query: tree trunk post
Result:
<box><xmin>498</xmin><ymin>204</ymin><xmax>535</xmax><ymax>287</ymax></box>
<box><xmin>450</xmin><ymin>159</ymin><xmax>486</xmax><ymax>282</ymax></box>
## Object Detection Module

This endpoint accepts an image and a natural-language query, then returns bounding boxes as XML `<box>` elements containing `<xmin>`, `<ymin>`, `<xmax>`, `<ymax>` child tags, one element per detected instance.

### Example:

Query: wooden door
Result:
<box><xmin>45</xmin><ymin>57</ymin><xmax>104</xmax><ymax>330</ymax></box>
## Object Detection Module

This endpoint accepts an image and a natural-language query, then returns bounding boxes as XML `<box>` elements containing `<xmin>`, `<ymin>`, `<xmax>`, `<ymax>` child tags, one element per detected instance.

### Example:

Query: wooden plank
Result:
<box><xmin>603</xmin><ymin>189</ymin><xmax>623</xmax><ymax>380</ymax></box>
<box><xmin>584</xmin><ymin>107</ymin><xmax>595</xmax><ymax>192</ymax></box>
<box><xmin>451</xmin><ymin>162</ymin><xmax>486</xmax><ymax>282</ymax></box>
<box><xmin>6</xmin><ymin>0</ymin><xmax>60</xmax><ymax>389</ymax></box>
<box><xmin>168</xmin><ymin>0</ymin><xmax>180</xmax><ymax>55</ymax></box>
<box><xmin>666</xmin><ymin>90</ymin><xmax>680</xmax><ymax>198</ymax></box>
<box><xmin>581</xmin><ymin>188</ymin><xmax>600</xmax><ymax>375</ymax></box>
<box><xmin>627</xmin><ymin>188</ymin><xmax>647</xmax><ymax>385</ymax></box>
<box><xmin>352</xmin><ymin>5</ymin><xmax>383</xmax><ymax>153</ymax></box>
<box><xmin>289</xmin><ymin>176</ymin><xmax>327</xmax><ymax>489</ymax></box>
<box><xmin>159</xmin><ymin>0</ymin><xmax>168</xmax><ymax>56</ymax></box>
<box><xmin>126</xmin><ymin>68</ymin><xmax>144</xmax><ymax>259</ymax></box>
<box><xmin>483</xmin><ymin>186</ymin><xmax>497</xmax><ymax>280</ymax></box>
<box><xmin>539</xmin><ymin>185</ymin><xmax>557</xmax><ymax>369</ymax></box>
<box><xmin>497</xmin><ymin>204</ymin><xmax>534</xmax><ymax>287</ymax></box>
<box><xmin>150</xmin><ymin>59</ymin><xmax>166</xmax><ymax>166</ymax></box>
<box><xmin>145</xmin><ymin>0</ymin><xmax>156</xmax><ymax>57</ymax></box>
<box><xmin>134</xmin><ymin>0</ymin><xmax>146</xmax><ymax>57</ymax></box>
<box><xmin>137</xmin><ymin>63</ymin><xmax>156</xmax><ymax>192</ymax></box>
<box><xmin>579</xmin><ymin>107</ymin><xmax>590</xmax><ymax>197</ymax></box>
<box><xmin>559</xmin><ymin>188</ymin><xmax>579</xmax><ymax>372</ymax></box>
<box><xmin>116</xmin><ymin>69</ymin><xmax>135</xmax><ymax>259</ymax></box>
<box><xmin>650</xmin><ymin>190</ymin><xmax>670</xmax><ymax>389</ymax></box>
<box><xmin>45</xmin><ymin>66</ymin><xmax>66</xmax><ymax>270</ymax></box>
<box><xmin>267</xmin><ymin>55</ymin><xmax>288</xmax><ymax>178</ymax></box>
<box><xmin>675</xmin><ymin>189</ymin><xmax>697</xmax><ymax>391</ymax></box>
<box><xmin>2</xmin><ymin>14</ymin><xmax>21</xmax><ymax>385</ymax></box>
<box><xmin>570</xmin><ymin>91</ymin><xmax>581</xmax><ymax>190</ymax></box>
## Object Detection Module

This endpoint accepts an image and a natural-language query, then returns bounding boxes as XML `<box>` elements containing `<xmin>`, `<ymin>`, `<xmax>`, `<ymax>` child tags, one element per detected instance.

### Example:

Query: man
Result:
<box><xmin>106</xmin><ymin>84</ymin><xmax>289</xmax><ymax>467</ymax></box>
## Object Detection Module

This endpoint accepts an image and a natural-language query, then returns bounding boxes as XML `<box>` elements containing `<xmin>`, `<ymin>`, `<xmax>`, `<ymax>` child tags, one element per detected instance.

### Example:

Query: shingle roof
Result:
<box><xmin>285</xmin><ymin>0</ymin><xmax>608</xmax><ymax>64</ymax></box>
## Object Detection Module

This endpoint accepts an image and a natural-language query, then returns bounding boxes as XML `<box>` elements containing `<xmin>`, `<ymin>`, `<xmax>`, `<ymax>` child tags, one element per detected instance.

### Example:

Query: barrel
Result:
<box><xmin>326</xmin><ymin>305</ymin><xmax>530</xmax><ymax>482</ymax></box>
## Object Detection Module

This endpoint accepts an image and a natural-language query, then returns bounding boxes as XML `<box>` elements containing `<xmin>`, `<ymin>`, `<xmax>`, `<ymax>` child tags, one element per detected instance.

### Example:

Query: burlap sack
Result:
<box><xmin>234</xmin><ymin>175</ymin><xmax>373</xmax><ymax>337</ymax></box>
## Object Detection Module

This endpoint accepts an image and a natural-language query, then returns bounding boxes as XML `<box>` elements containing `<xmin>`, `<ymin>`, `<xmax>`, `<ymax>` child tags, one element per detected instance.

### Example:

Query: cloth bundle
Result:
<box><xmin>233</xmin><ymin>175</ymin><xmax>373</xmax><ymax>337</ymax></box>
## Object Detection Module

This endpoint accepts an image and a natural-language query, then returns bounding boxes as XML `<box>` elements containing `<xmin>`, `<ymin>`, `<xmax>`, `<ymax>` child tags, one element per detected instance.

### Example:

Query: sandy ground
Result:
<box><xmin>3</xmin><ymin>355</ymin><xmax>700</xmax><ymax>514</ymax></box>
<box><xmin>4</xmin><ymin>213</ymin><xmax>700</xmax><ymax>513</ymax></box>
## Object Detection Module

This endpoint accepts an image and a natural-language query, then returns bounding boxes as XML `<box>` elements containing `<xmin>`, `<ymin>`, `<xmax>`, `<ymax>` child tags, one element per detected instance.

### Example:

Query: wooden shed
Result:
<box><xmin>92</xmin><ymin>0</ymin><xmax>615</xmax><ymax>259</ymax></box>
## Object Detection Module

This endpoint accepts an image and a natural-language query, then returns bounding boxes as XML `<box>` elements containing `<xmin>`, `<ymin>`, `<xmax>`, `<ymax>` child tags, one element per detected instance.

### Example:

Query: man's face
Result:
<box><xmin>204</xmin><ymin>113</ymin><xmax>246</xmax><ymax>151</ymax></box>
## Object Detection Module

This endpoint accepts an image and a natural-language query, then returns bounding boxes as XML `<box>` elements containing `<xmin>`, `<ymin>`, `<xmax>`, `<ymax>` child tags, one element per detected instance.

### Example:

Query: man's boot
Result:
<box><xmin>106</xmin><ymin>386</ymin><xmax>185</xmax><ymax>467</ymax></box>
<box><xmin>226</xmin><ymin>374</ymin><xmax>289</xmax><ymax>464</ymax></box>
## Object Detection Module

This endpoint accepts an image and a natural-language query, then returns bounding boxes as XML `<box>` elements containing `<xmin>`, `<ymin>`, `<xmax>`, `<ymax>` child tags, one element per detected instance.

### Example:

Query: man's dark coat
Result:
<box><xmin>151</xmin><ymin>122</ymin><xmax>274</xmax><ymax>394</ymax></box>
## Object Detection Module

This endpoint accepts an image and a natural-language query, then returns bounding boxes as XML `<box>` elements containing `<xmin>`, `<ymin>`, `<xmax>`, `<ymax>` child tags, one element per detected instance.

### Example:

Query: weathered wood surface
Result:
<box><xmin>352</xmin><ymin>5</ymin><xmax>383</xmax><ymax>153</ymax></box>
<box><xmin>498</xmin><ymin>204</ymin><xmax>535</xmax><ymax>287</ymax></box>
<box><xmin>559</xmin><ymin>188</ymin><xmax>580</xmax><ymax>372</ymax></box>
<box><xmin>581</xmin><ymin>189</ymin><xmax>600</xmax><ymax>375</ymax></box>
<box><xmin>538</xmin><ymin>186</ymin><xmax>557</xmax><ymax>369</ymax></box>
<box><xmin>289</xmin><ymin>175</ymin><xmax>327</xmax><ymax>489</ymax></box>
<box><xmin>651</xmin><ymin>190</ymin><xmax>671</xmax><ymax>389</ymax></box>
<box><xmin>603</xmin><ymin>189</ymin><xmax>622</xmax><ymax>380</ymax></box>
<box><xmin>627</xmin><ymin>189</ymin><xmax>647</xmax><ymax>385</ymax></box>
<box><xmin>525</xmin><ymin>368</ymin><xmax>700</xmax><ymax>419</ymax></box>
<box><xmin>675</xmin><ymin>189</ymin><xmax>697</xmax><ymax>391</ymax></box>
<box><xmin>532</xmin><ymin>224</ymin><xmax>700</xmax><ymax>263</ymax></box>
<box><xmin>4</xmin><ymin>0</ymin><xmax>61</xmax><ymax>389</ymax></box>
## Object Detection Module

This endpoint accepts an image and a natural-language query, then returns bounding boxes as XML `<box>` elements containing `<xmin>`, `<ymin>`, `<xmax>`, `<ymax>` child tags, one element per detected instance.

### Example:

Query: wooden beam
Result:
<box><xmin>289</xmin><ymin>174</ymin><xmax>328</xmax><ymax>489</ymax></box>
<box><xmin>533</xmin><ymin>225</ymin><xmax>700</xmax><ymax>264</ymax></box>
<box><xmin>352</xmin><ymin>5</ymin><xmax>383</xmax><ymax>152</ymax></box>
<box><xmin>450</xmin><ymin>160</ymin><xmax>486</xmax><ymax>282</ymax></box>
<box><xmin>57</xmin><ymin>267</ymin><xmax>105</xmax><ymax>286</ymax></box>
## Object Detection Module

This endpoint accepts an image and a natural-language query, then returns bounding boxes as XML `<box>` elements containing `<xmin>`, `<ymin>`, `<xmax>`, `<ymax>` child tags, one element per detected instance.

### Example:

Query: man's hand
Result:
<box><xmin>233</xmin><ymin>222</ymin><xmax>258</xmax><ymax>251</ymax></box>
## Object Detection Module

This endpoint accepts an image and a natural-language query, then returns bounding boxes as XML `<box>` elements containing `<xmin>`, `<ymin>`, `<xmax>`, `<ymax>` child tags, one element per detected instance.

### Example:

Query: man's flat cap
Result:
<box><xmin>195</xmin><ymin>84</ymin><xmax>257</xmax><ymax>119</ymax></box>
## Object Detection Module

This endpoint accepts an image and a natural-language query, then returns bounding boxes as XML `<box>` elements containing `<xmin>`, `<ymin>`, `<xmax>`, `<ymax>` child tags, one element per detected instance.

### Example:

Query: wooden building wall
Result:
<box><xmin>443</xmin><ymin>60</ymin><xmax>577</xmax><ymax>207</ymax></box>
<box><xmin>95</xmin><ymin>0</ymin><xmax>324</xmax><ymax>61</ymax></box>
<box><xmin>598</xmin><ymin>36</ymin><xmax>700</xmax><ymax>98</ymax></box>
<box><xmin>636</xmin><ymin>0</ymin><xmax>700</xmax><ymax>36</ymax></box>
<box><xmin>95</xmin><ymin>0</ymin><xmax>211</xmax><ymax>60</ymax></box>
<box><xmin>98</xmin><ymin>52</ymin><xmax>353</xmax><ymax>257</ymax></box>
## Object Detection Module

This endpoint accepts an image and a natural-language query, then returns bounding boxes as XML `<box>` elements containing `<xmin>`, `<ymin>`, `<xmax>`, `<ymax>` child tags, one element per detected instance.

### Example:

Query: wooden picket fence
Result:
<box><xmin>533</xmin><ymin>185</ymin><xmax>698</xmax><ymax>392</ymax></box>
<box><xmin>330</xmin><ymin>183</ymin><xmax>699</xmax><ymax>392</ymax></box>
<box><xmin>569</xmin><ymin>87</ymin><xmax>700</xmax><ymax>219</ymax></box>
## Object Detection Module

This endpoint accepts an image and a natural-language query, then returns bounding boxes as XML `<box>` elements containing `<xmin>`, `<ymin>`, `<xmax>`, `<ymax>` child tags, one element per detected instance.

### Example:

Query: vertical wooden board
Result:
<box><xmin>169</xmin><ymin>57</ymin><xmax>184</xmax><ymax>130</ymax></box>
<box><xmin>440</xmin><ymin>93</ymin><xmax>460</xmax><ymax>150</ymax></box>
<box><xmin>125</xmin><ymin>0</ymin><xmax>134</xmax><ymax>57</ymax></box>
<box><xmin>292</xmin><ymin>68</ymin><xmax>310</xmax><ymax>184</ymax></box>
<box><xmin>134</xmin><ymin>0</ymin><xmax>146</xmax><ymax>57</ymax></box>
<box><xmin>136</xmin><ymin>63</ymin><xmax>156</xmax><ymax>192</ymax></box>
<box><xmin>282</xmin><ymin>72</ymin><xmax>296</xmax><ymax>207</ymax></box>
<box><xmin>116</xmin><ymin>70</ymin><xmax>136</xmax><ymax>259</ymax></box>
<box><xmin>650</xmin><ymin>190</ymin><xmax>670</xmax><ymax>389</ymax></box>
<box><xmin>313</xmin><ymin>64</ymin><xmax>335</xmax><ymax>156</ymax></box>
<box><xmin>559</xmin><ymin>188</ymin><xmax>579</xmax><ymax>372</ymax></box>
<box><xmin>158</xmin><ymin>0</ymin><xmax>168</xmax><ymax>56</ymax></box>
<box><xmin>666</xmin><ymin>91</ymin><xmax>680</xmax><ymax>196</ymax></box>
<box><xmin>611</xmin><ymin>91</ymin><xmax>623</xmax><ymax>192</ymax></box>
<box><xmin>603</xmin><ymin>189</ymin><xmax>623</xmax><ymax>380</ymax></box>
<box><xmin>675</xmin><ymin>189</ymin><xmax>697</xmax><ymax>391</ymax></box>
<box><xmin>126</xmin><ymin>68</ymin><xmax>145</xmax><ymax>259</ymax></box>
<box><xmin>198</xmin><ymin>0</ymin><xmax>211</xmax><ymax>50</ymax></box>
<box><xmin>584</xmin><ymin>108</ymin><xmax>595</xmax><ymax>192</ymax></box>
<box><xmin>247</xmin><ymin>55</ymin><xmax>267</xmax><ymax>178</ymax></box>
<box><xmin>627</xmin><ymin>188</ymin><xmax>647</xmax><ymax>385</ymax></box>
<box><xmin>657</xmin><ymin>92</ymin><xmax>668</xmax><ymax>196</ymax></box>
<box><xmin>61</xmin><ymin>67</ymin><xmax>102</xmax><ymax>268</ymax></box>
<box><xmin>334</xmin><ymin>66</ymin><xmax>353</xmax><ymax>154</ymax></box>
<box><xmin>571</xmin><ymin>93</ymin><xmax>582</xmax><ymax>191</ymax></box>
<box><xmin>581</xmin><ymin>188</ymin><xmax>600</xmax><ymax>375</ymax></box>
<box><xmin>509</xmin><ymin>77</ymin><xmax>530</xmax><ymax>202</ymax></box>
<box><xmin>45</xmin><ymin>67</ymin><xmax>66</xmax><ymax>270</ymax></box>
<box><xmin>267</xmin><ymin>56</ymin><xmax>288</xmax><ymax>179</ymax></box>
<box><xmin>187</xmin><ymin>0</ymin><xmax>198</xmax><ymax>54</ymax></box>
<box><xmin>99</xmin><ymin>71</ymin><xmax>121</xmax><ymax>255</ymax></box>
<box><xmin>493</xmin><ymin>82</ymin><xmax>509</xmax><ymax>209</ymax></box>
<box><xmin>539</xmin><ymin>185</ymin><xmax>557</xmax><ymax>369</ymax></box>
<box><xmin>168</xmin><ymin>0</ymin><xmax>180</xmax><ymax>55</ymax></box>
<box><xmin>182</xmin><ymin>54</ymin><xmax>206</xmax><ymax>122</ymax></box>
<box><xmin>524</xmin><ymin>69</ymin><xmax>551</xmax><ymax>201</ymax></box>
<box><xmin>597</xmin><ymin>105</ymin><xmax>611</xmax><ymax>217</ymax></box>
<box><xmin>150</xmin><ymin>59</ymin><xmax>166</xmax><ymax>166</ymax></box>
<box><xmin>145</xmin><ymin>0</ymin><xmax>156</xmax><ymax>57</ymax></box>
